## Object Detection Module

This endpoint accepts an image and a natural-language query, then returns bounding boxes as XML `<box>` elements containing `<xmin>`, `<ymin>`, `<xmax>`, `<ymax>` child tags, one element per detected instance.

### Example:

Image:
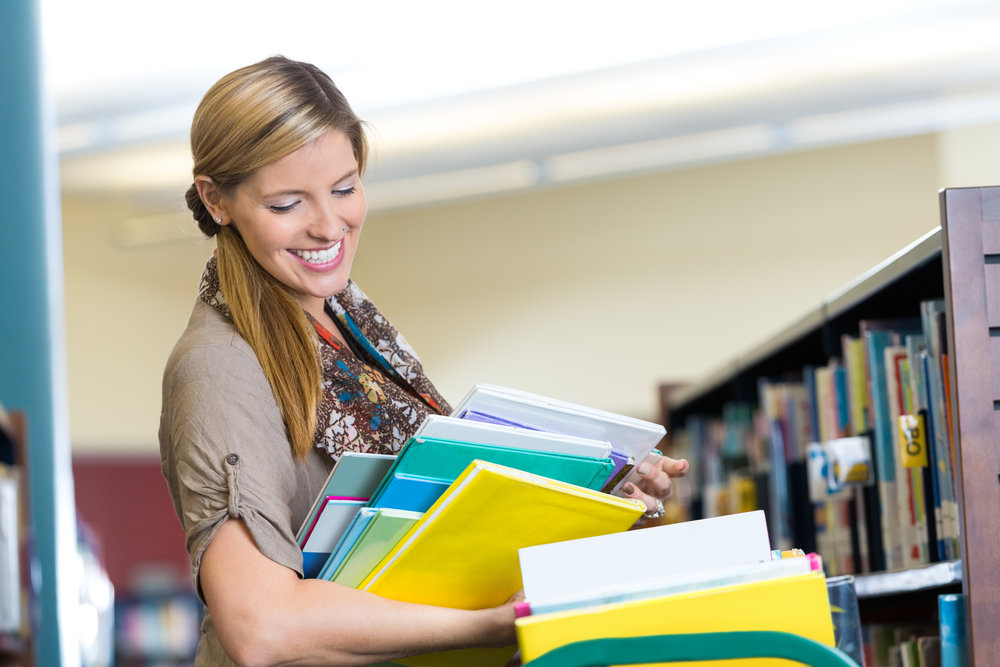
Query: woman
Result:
<box><xmin>160</xmin><ymin>55</ymin><xmax>688</xmax><ymax>666</ymax></box>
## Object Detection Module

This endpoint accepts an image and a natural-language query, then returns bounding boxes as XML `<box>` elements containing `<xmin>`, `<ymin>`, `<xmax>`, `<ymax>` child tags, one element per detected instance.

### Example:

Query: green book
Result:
<box><xmin>330</xmin><ymin>508</ymin><xmax>423</xmax><ymax>588</ymax></box>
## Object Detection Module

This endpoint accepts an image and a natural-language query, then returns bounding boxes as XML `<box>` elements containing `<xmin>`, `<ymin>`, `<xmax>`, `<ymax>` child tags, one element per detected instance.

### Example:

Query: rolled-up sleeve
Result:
<box><xmin>160</xmin><ymin>310</ymin><xmax>309</xmax><ymax>600</ymax></box>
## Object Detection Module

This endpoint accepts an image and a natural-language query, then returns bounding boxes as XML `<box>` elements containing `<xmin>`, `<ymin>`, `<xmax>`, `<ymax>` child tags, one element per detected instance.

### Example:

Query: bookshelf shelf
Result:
<box><xmin>854</xmin><ymin>560</ymin><xmax>961</xmax><ymax>599</ymax></box>
<box><xmin>664</xmin><ymin>187</ymin><xmax>1000</xmax><ymax>662</ymax></box>
<box><xmin>669</xmin><ymin>226</ymin><xmax>944</xmax><ymax>420</ymax></box>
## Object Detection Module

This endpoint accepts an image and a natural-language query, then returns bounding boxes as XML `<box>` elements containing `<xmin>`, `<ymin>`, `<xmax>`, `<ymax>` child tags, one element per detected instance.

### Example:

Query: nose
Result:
<box><xmin>308</xmin><ymin>200</ymin><xmax>345</xmax><ymax>240</ymax></box>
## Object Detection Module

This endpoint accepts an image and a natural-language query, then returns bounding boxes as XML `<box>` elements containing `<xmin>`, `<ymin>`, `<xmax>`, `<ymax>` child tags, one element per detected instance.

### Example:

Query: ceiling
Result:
<box><xmin>43</xmin><ymin>0</ymin><xmax>1000</xmax><ymax>221</ymax></box>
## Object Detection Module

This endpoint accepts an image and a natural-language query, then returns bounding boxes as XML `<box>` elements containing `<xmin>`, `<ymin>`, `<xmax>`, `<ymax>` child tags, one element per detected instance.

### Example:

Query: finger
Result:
<box><xmin>634</xmin><ymin>460</ymin><xmax>673</xmax><ymax>499</ymax></box>
<box><xmin>620</xmin><ymin>482</ymin><xmax>664</xmax><ymax>521</ymax></box>
<box><xmin>620</xmin><ymin>481</ymin><xmax>654</xmax><ymax>509</ymax></box>
<box><xmin>663</xmin><ymin>456</ymin><xmax>690</xmax><ymax>478</ymax></box>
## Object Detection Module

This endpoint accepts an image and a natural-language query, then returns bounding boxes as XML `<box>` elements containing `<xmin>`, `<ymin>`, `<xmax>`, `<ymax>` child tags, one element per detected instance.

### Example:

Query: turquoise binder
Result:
<box><xmin>366</xmin><ymin>436</ymin><xmax>614</xmax><ymax>511</ymax></box>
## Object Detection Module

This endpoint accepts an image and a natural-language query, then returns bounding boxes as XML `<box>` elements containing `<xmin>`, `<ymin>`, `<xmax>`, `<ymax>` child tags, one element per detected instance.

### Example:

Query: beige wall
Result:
<box><xmin>65</xmin><ymin>126</ymin><xmax>994</xmax><ymax>454</ymax></box>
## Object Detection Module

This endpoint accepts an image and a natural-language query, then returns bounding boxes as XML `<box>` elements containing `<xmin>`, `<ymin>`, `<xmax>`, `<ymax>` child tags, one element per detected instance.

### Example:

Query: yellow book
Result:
<box><xmin>515</xmin><ymin>570</ymin><xmax>835</xmax><ymax>666</ymax></box>
<box><xmin>359</xmin><ymin>458</ymin><xmax>645</xmax><ymax>667</ymax></box>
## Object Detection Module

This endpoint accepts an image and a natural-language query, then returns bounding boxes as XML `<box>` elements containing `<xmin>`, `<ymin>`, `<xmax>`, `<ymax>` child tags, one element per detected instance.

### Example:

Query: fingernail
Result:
<box><xmin>638</xmin><ymin>463</ymin><xmax>651</xmax><ymax>476</ymax></box>
<box><xmin>623</xmin><ymin>483</ymin><xmax>635</xmax><ymax>495</ymax></box>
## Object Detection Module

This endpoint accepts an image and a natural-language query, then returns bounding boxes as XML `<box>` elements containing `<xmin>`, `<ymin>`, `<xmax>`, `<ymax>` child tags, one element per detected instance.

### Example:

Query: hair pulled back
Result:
<box><xmin>186</xmin><ymin>56</ymin><xmax>368</xmax><ymax>459</ymax></box>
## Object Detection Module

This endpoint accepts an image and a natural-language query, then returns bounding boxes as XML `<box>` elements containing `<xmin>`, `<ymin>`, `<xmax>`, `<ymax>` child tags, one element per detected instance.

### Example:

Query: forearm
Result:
<box><xmin>273</xmin><ymin>579</ymin><xmax>517</xmax><ymax>666</ymax></box>
<box><xmin>203</xmin><ymin>519</ymin><xmax>517</xmax><ymax>666</ymax></box>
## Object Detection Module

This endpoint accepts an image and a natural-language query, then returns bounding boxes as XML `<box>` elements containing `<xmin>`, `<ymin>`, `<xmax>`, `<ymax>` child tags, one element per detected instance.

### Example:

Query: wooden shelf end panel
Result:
<box><xmin>940</xmin><ymin>186</ymin><xmax>1000</xmax><ymax>664</ymax></box>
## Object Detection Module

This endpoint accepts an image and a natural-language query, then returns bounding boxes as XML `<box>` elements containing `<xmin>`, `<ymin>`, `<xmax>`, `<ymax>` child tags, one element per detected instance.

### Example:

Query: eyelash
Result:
<box><xmin>268</xmin><ymin>186</ymin><xmax>357</xmax><ymax>214</ymax></box>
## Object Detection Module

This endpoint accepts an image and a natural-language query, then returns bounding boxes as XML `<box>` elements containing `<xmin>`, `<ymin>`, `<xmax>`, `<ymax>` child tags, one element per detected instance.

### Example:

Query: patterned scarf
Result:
<box><xmin>198</xmin><ymin>256</ymin><xmax>451</xmax><ymax>458</ymax></box>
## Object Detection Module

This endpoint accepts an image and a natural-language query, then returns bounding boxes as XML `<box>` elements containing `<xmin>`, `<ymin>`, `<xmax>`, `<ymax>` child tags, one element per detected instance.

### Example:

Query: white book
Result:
<box><xmin>413</xmin><ymin>414</ymin><xmax>613</xmax><ymax>459</ymax></box>
<box><xmin>521</xmin><ymin>553</ymin><xmax>821</xmax><ymax>617</ymax></box>
<box><xmin>301</xmin><ymin>498</ymin><xmax>368</xmax><ymax>553</ymax></box>
<box><xmin>450</xmin><ymin>383</ymin><xmax>664</xmax><ymax>462</ymax></box>
<box><xmin>518</xmin><ymin>510</ymin><xmax>772</xmax><ymax>601</ymax></box>
<box><xmin>0</xmin><ymin>465</ymin><xmax>20</xmax><ymax>633</ymax></box>
<box><xmin>296</xmin><ymin>451</ymin><xmax>396</xmax><ymax>543</ymax></box>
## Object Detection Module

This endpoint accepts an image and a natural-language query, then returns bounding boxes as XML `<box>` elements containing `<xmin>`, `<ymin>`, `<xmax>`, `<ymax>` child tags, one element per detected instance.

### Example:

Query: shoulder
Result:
<box><xmin>160</xmin><ymin>300</ymin><xmax>282</xmax><ymax>457</ymax></box>
<box><xmin>163</xmin><ymin>299</ymin><xmax>263</xmax><ymax>391</ymax></box>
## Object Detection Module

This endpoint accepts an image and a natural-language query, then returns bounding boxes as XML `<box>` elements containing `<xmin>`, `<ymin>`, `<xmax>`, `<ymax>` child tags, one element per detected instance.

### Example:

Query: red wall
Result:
<box><xmin>72</xmin><ymin>456</ymin><xmax>193</xmax><ymax>596</ymax></box>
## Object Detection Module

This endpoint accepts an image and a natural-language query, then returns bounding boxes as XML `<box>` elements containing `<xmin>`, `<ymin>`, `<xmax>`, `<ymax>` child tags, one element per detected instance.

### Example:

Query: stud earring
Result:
<box><xmin>343</xmin><ymin>227</ymin><xmax>348</xmax><ymax>232</ymax></box>
<box><xmin>215</xmin><ymin>217</ymin><xmax>222</xmax><ymax>223</ymax></box>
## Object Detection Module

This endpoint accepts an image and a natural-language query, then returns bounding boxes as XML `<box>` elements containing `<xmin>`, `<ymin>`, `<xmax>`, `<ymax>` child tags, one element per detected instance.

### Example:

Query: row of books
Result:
<box><xmin>675</xmin><ymin>298</ymin><xmax>958</xmax><ymax>577</ymax></box>
<box><xmin>863</xmin><ymin>593</ymin><xmax>967</xmax><ymax>667</ymax></box>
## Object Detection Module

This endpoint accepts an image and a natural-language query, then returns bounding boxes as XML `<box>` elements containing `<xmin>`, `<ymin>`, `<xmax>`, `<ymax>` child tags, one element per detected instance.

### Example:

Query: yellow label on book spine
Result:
<box><xmin>898</xmin><ymin>414</ymin><xmax>928</xmax><ymax>468</ymax></box>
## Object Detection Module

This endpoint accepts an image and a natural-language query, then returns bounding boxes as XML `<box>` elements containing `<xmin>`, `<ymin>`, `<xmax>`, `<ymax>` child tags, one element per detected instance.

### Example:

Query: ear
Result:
<box><xmin>194</xmin><ymin>175</ymin><xmax>232</xmax><ymax>225</ymax></box>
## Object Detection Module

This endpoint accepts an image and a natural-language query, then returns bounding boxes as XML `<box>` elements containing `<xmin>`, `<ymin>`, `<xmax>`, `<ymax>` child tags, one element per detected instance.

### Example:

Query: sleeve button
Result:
<box><xmin>225</xmin><ymin>453</ymin><xmax>240</xmax><ymax>465</ymax></box>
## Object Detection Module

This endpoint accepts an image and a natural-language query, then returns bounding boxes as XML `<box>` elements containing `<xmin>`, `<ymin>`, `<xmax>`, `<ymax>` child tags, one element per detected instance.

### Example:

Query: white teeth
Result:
<box><xmin>294</xmin><ymin>239</ymin><xmax>341</xmax><ymax>264</ymax></box>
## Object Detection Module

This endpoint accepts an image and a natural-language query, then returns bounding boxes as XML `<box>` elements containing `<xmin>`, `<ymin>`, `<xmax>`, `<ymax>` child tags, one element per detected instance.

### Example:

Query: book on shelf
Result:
<box><xmin>673</xmin><ymin>298</ymin><xmax>960</xmax><ymax>579</ymax></box>
<box><xmin>513</xmin><ymin>511</ymin><xmax>835</xmax><ymax>665</ymax></box>
<box><xmin>0</xmin><ymin>463</ymin><xmax>20</xmax><ymax>635</ymax></box>
<box><xmin>360</xmin><ymin>458</ymin><xmax>644</xmax><ymax>667</ymax></box>
<box><xmin>938</xmin><ymin>593</ymin><xmax>967</xmax><ymax>667</ymax></box>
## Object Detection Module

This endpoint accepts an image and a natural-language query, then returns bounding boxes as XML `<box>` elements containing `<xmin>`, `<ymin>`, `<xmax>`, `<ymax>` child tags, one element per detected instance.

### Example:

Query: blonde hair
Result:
<box><xmin>185</xmin><ymin>56</ymin><xmax>368</xmax><ymax>459</ymax></box>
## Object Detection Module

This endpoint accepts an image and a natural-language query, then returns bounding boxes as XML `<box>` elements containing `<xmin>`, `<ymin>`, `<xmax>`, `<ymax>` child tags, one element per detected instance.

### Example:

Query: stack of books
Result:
<box><xmin>296</xmin><ymin>384</ymin><xmax>841</xmax><ymax>666</ymax></box>
<box><xmin>296</xmin><ymin>384</ymin><xmax>665</xmax><ymax>665</ymax></box>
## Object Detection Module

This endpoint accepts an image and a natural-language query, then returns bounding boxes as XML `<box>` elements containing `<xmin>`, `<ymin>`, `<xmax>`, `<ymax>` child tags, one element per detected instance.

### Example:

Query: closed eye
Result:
<box><xmin>269</xmin><ymin>201</ymin><xmax>299</xmax><ymax>213</ymax></box>
<box><xmin>333</xmin><ymin>186</ymin><xmax>356</xmax><ymax>197</ymax></box>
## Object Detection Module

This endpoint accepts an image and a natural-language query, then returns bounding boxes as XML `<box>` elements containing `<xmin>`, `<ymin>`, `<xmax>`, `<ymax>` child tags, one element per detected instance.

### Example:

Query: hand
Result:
<box><xmin>618</xmin><ymin>449</ymin><xmax>689</xmax><ymax>522</ymax></box>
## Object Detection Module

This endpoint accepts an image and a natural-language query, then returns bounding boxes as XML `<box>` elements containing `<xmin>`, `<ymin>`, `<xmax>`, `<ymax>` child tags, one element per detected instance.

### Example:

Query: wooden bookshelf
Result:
<box><xmin>940</xmin><ymin>186</ymin><xmax>1000</xmax><ymax>663</ymax></box>
<box><xmin>664</xmin><ymin>186</ymin><xmax>1000</xmax><ymax>662</ymax></box>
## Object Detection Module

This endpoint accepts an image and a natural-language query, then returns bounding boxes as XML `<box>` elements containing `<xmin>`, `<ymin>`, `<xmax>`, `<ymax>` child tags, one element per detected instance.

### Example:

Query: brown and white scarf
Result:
<box><xmin>198</xmin><ymin>256</ymin><xmax>450</xmax><ymax>459</ymax></box>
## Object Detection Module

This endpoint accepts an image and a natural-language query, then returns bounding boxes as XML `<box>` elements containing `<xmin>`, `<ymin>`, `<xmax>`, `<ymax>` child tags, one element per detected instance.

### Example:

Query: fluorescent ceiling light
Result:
<box><xmin>365</xmin><ymin>161</ymin><xmax>540</xmax><ymax>211</ymax></box>
<box><xmin>545</xmin><ymin>125</ymin><xmax>775</xmax><ymax>183</ymax></box>
<box><xmin>789</xmin><ymin>92</ymin><xmax>1000</xmax><ymax>147</ymax></box>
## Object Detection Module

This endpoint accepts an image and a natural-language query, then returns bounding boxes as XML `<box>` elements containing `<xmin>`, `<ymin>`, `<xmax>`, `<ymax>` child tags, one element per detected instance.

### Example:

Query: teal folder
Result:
<box><xmin>366</xmin><ymin>436</ymin><xmax>614</xmax><ymax>510</ymax></box>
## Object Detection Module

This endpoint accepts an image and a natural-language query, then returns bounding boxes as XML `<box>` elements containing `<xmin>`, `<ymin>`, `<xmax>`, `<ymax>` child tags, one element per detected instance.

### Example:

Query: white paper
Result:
<box><xmin>414</xmin><ymin>414</ymin><xmax>612</xmax><ymax>459</ymax></box>
<box><xmin>518</xmin><ymin>510</ymin><xmax>772</xmax><ymax>600</ymax></box>
<box><xmin>450</xmin><ymin>383</ymin><xmax>664</xmax><ymax>461</ymax></box>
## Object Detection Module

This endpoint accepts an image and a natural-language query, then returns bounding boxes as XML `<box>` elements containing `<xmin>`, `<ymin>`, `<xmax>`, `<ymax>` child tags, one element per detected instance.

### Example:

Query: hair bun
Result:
<box><xmin>185</xmin><ymin>183</ymin><xmax>220</xmax><ymax>237</ymax></box>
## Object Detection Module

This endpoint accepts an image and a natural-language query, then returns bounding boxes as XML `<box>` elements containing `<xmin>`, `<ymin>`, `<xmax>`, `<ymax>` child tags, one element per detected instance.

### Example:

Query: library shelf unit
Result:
<box><xmin>0</xmin><ymin>410</ymin><xmax>35</xmax><ymax>667</ymax></box>
<box><xmin>663</xmin><ymin>185</ymin><xmax>1000</xmax><ymax>663</ymax></box>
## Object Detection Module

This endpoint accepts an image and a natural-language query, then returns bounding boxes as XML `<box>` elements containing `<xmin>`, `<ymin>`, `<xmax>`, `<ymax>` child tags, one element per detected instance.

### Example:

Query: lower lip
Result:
<box><xmin>289</xmin><ymin>242</ymin><xmax>345</xmax><ymax>272</ymax></box>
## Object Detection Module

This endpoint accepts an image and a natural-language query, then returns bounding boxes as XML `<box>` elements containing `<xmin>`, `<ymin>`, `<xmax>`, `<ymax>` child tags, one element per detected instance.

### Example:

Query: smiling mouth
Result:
<box><xmin>291</xmin><ymin>239</ymin><xmax>342</xmax><ymax>264</ymax></box>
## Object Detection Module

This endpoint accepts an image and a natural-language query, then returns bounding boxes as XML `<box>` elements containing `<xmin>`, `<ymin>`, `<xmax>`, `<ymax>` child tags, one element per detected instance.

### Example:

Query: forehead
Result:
<box><xmin>245</xmin><ymin>130</ymin><xmax>357</xmax><ymax>192</ymax></box>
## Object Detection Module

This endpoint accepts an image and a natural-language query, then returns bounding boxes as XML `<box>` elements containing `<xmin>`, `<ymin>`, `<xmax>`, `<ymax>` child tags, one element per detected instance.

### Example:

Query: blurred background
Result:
<box><xmin>23</xmin><ymin>0</ymin><xmax>1000</xmax><ymax>663</ymax></box>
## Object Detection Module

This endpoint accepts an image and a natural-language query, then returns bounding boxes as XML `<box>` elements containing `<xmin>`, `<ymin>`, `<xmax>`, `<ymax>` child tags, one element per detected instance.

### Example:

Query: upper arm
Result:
<box><xmin>160</xmin><ymin>334</ymin><xmax>308</xmax><ymax>600</ymax></box>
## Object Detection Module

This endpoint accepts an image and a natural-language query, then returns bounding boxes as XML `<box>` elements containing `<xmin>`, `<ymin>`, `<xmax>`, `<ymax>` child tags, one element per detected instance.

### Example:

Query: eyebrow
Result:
<box><xmin>259</xmin><ymin>169</ymin><xmax>359</xmax><ymax>199</ymax></box>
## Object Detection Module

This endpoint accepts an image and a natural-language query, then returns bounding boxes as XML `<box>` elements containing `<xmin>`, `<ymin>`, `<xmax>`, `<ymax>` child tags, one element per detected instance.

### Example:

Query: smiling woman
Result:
<box><xmin>158</xmin><ymin>54</ymin><xmax>686</xmax><ymax>667</ymax></box>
